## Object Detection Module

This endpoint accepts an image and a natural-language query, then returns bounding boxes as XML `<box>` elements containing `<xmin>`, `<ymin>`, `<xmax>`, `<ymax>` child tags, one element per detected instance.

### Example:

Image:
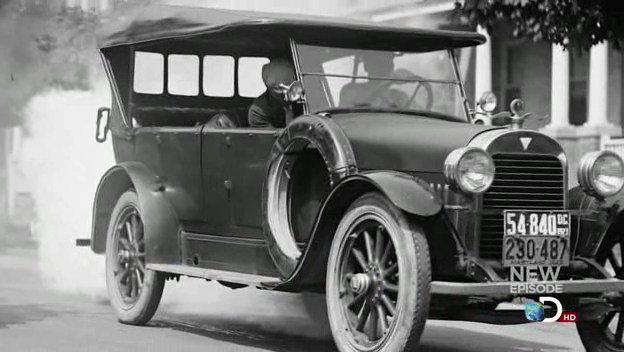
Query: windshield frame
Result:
<box><xmin>290</xmin><ymin>39</ymin><xmax>471</xmax><ymax>123</ymax></box>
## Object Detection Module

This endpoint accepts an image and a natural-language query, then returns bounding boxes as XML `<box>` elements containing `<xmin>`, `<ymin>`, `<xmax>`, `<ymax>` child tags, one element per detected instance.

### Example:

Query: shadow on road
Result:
<box><xmin>0</xmin><ymin>304</ymin><xmax>58</xmax><ymax>329</ymax></box>
<box><xmin>150</xmin><ymin>316</ymin><xmax>338</xmax><ymax>352</ymax></box>
<box><xmin>150</xmin><ymin>314</ymin><xmax>572</xmax><ymax>352</ymax></box>
<box><xmin>421</xmin><ymin>324</ymin><xmax>573</xmax><ymax>352</ymax></box>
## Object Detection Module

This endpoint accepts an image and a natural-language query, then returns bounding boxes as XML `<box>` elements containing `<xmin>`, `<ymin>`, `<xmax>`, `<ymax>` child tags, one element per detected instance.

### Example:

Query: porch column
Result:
<box><xmin>99</xmin><ymin>0</ymin><xmax>110</xmax><ymax>11</ymax></box>
<box><xmin>586</xmin><ymin>42</ymin><xmax>611</xmax><ymax>127</ymax></box>
<box><xmin>474</xmin><ymin>25</ymin><xmax>492</xmax><ymax>105</ymax></box>
<box><xmin>547</xmin><ymin>44</ymin><xmax>571</xmax><ymax>128</ymax></box>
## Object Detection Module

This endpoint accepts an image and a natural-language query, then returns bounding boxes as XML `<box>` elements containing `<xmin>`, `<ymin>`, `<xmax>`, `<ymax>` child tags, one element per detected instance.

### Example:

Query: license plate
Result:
<box><xmin>502</xmin><ymin>210</ymin><xmax>570</xmax><ymax>267</ymax></box>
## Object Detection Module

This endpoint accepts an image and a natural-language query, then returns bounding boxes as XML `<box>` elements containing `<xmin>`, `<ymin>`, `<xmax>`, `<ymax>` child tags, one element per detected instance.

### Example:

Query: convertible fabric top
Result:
<box><xmin>97</xmin><ymin>4</ymin><xmax>486</xmax><ymax>49</ymax></box>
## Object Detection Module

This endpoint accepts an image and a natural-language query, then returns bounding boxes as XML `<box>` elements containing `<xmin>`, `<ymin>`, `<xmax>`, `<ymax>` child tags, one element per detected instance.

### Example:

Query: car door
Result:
<box><xmin>197</xmin><ymin>126</ymin><xmax>280</xmax><ymax>275</ymax></box>
<box><xmin>200</xmin><ymin>127</ymin><xmax>232</xmax><ymax>235</ymax></box>
<box><xmin>227</xmin><ymin>129</ymin><xmax>278</xmax><ymax>237</ymax></box>
<box><xmin>198</xmin><ymin>127</ymin><xmax>278</xmax><ymax>237</ymax></box>
<box><xmin>196</xmin><ymin>126</ymin><xmax>279</xmax><ymax>276</ymax></box>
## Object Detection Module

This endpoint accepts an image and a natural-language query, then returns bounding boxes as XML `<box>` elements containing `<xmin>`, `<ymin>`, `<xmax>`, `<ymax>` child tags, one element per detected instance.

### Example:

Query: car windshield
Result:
<box><xmin>296</xmin><ymin>44</ymin><xmax>467</xmax><ymax>121</ymax></box>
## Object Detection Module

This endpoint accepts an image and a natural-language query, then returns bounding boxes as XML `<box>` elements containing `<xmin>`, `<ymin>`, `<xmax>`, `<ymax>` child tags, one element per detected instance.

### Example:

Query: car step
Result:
<box><xmin>75</xmin><ymin>238</ymin><xmax>91</xmax><ymax>247</ymax></box>
<box><xmin>146</xmin><ymin>263</ymin><xmax>282</xmax><ymax>288</ymax></box>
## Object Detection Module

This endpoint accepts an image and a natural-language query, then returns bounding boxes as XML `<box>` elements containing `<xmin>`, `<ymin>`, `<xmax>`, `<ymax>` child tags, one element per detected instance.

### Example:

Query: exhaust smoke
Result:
<box><xmin>20</xmin><ymin>81</ymin><xmax>113</xmax><ymax>298</ymax></box>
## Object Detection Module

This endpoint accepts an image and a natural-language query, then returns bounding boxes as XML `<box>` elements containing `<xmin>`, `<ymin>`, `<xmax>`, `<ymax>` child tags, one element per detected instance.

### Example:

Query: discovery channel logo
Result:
<box><xmin>524</xmin><ymin>297</ymin><xmax>578</xmax><ymax>323</ymax></box>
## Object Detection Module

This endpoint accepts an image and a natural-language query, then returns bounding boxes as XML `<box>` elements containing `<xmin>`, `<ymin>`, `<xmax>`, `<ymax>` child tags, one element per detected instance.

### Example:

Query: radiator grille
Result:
<box><xmin>479</xmin><ymin>153</ymin><xmax>566</xmax><ymax>259</ymax></box>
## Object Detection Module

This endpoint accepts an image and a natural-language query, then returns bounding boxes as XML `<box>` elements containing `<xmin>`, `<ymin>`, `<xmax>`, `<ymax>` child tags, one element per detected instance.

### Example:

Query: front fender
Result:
<box><xmin>91</xmin><ymin>162</ymin><xmax>180</xmax><ymax>265</ymax></box>
<box><xmin>277</xmin><ymin>171</ymin><xmax>442</xmax><ymax>290</ymax></box>
<box><xmin>359</xmin><ymin>171</ymin><xmax>442</xmax><ymax>216</ymax></box>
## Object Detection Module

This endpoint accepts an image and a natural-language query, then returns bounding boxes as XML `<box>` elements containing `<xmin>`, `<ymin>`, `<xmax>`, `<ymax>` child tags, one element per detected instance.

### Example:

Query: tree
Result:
<box><xmin>455</xmin><ymin>0</ymin><xmax>624</xmax><ymax>50</ymax></box>
<box><xmin>34</xmin><ymin>6</ymin><xmax>100</xmax><ymax>90</ymax></box>
<box><xmin>0</xmin><ymin>0</ymin><xmax>99</xmax><ymax>127</ymax></box>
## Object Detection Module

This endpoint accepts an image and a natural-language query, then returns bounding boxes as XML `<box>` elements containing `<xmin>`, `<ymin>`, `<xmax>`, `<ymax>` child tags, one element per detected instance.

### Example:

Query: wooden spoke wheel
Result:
<box><xmin>105</xmin><ymin>190</ymin><xmax>164</xmax><ymax>325</ymax></box>
<box><xmin>577</xmin><ymin>233</ymin><xmax>624</xmax><ymax>351</ymax></box>
<box><xmin>326</xmin><ymin>192</ymin><xmax>430</xmax><ymax>352</ymax></box>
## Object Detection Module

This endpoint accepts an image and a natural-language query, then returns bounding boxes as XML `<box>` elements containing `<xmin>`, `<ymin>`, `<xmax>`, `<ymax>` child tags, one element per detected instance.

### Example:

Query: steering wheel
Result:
<box><xmin>362</xmin><ymin>71</ymin><xmax>434</xmax><ymax>110</ymax></box>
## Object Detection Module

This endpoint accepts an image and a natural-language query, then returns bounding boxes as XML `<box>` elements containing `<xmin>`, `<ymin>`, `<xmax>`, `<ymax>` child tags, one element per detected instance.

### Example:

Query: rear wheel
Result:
<box><xmin>577</xmin><ymin>231</ymin><xmax>624</xmax><ymax>352</ymax></box>
<box><xmin>105</xmin><ymin>190</ymin><xmax>165</xmax><ymax>325</ymax></box>
<box><xmin>326</xmin><ymin>192</ymin><xmax>431</xmax><ymax>352</ymax></box>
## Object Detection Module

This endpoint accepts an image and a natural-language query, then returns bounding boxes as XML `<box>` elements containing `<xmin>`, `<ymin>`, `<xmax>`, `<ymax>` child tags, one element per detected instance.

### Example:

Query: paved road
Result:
<box><xmin>0</xmin><ymin>231</ymin><xmax>585</xmax><ymax>352</ymax></box>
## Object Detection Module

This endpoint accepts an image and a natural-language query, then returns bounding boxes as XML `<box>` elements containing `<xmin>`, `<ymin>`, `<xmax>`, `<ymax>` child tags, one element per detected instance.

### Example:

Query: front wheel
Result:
<box><xmin>577</xmin><ymin>231</ymin><xmax>624</xmax><ymax>351</ymax></box>
<box><xmin>105</xmin><ymin>190</ymin><xmax>165</xmax><ymax>325</ymax></box>
<box><xmin>326</xmin><ymin>192</ymin><xmax>431</xmax><ymax>352</ymax></box>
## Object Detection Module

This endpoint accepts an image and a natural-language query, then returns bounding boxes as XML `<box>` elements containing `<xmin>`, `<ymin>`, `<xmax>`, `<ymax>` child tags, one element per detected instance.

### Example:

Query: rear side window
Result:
<box><xmin>203</xmin><ymin>55</ymin><xmax>235</xmax><ymax>97</ymax></box>
<box><xmin>238</xmin><ymin>57</ymin><xmax>270</xmax><ymax>98</ymax></box>
<box><xmin>168</xmin><ymin>54</ymin><xmax>200</xmax><ymax>96</ymax></box>
<box><xmin>133</xmin><ymin>51</ymin><xmax>164</xmax><ymax>94</ymax></box>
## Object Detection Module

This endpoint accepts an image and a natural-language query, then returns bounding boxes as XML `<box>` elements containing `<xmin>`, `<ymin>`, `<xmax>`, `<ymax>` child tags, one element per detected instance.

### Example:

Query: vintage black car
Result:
<box><xmin>88</xmin><ymin>4</ymin><xmax>624</xmax><ymax>352</ymax></box>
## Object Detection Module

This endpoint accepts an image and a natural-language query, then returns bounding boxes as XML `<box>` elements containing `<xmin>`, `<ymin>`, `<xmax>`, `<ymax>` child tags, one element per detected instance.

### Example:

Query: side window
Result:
<box><xmin>203</xmin><ymin>55</ymin><xmax>235</xmax><ymax>97</ymax></box>
<box><xmin>238</xmin><ymin>57</ymin><xmax>270</xmax><ymax>98</ymax></box>
<box><xmin>168</xmin><ymin>54</ymin><xmax>199</xmax><ymax>96</ymax></box>
<box><xmin>133</xmin><ymin>51</ymin><xmax>164</xmax><ymax>94</ymax></box>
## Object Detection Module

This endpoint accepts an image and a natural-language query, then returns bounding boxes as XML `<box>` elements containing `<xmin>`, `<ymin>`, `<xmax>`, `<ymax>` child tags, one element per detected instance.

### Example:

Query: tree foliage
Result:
<box><xmin>455</xmin><ymin>0</ymin><xmax>624</xmax><ymax>50</ymax></box>
<box><xmin>0</xmin><ymin>0</ymin><xmax>100</xmax><ymax>127</ymax></box>
<box><xmin>34</xmin><ymin>6</ymin><xmax>100</xmax><ymax>90</ymax></box>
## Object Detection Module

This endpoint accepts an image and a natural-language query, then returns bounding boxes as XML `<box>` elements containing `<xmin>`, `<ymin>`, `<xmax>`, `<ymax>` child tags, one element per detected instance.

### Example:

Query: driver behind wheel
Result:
<box><xmin>339</xmin><ymin>52</ymin><xmax>409</xmax><ymax>108</ymax></box>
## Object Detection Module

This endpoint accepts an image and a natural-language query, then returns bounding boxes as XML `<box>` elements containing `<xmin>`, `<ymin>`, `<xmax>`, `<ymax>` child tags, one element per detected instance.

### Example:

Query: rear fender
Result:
<box><xmin>91</xmin><ymin>162</ymin><xmax>180</xmax><ymax>265</ymax></box>
<box><xmin>280</xmin><ymin>171</ymin><xmax>442</xmax><ymax>290</ymax></box>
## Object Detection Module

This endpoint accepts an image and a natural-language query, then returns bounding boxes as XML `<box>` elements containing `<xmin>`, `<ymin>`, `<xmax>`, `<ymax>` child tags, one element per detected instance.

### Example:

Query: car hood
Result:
<box><xmin>331</xmin><ymin>113</ymin><xmax>501</xmax><ymax>173</ymax></box>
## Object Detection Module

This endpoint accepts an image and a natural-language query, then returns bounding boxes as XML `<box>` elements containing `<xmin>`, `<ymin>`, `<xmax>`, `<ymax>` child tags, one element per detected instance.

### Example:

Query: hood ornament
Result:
<box><xmin>485</xmin><ymin>98</ymin><xmax>539</xmax><ymax>129</ymax></box>
<box><xmin>508</xmin><ymin>99</ymin><xmax>531</xmax><ymax>130</ymax></box>
<box><xmin>472</xmin><ymin>94</ymin><xmax>545</xmax><ymax>128</ymax></box>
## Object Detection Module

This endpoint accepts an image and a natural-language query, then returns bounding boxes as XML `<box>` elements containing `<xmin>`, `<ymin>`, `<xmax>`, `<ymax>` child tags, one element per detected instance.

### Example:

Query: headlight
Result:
<box><xmin>444</xmin><ymin>147</ymin><xmax>495</xmax><ymax>194</ymax></box>
<box><xmin>578</xmin><ymin>151</ymin><xmax>624</xmax><ymax>198</ymax></box>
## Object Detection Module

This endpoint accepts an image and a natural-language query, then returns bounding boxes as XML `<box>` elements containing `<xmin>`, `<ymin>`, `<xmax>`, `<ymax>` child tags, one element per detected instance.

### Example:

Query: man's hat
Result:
<box><xmin>262</xmin><ymin>59</ymin><xmax>296</xmax><ymax>88</ymax></box>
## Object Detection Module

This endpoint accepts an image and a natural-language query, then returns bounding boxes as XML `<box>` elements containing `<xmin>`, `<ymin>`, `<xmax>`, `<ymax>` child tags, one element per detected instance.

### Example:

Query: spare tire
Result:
<box><xmin>263</xmin><ymin>115</ymin><xmax>357</xmax><ymax>277</ymax></box>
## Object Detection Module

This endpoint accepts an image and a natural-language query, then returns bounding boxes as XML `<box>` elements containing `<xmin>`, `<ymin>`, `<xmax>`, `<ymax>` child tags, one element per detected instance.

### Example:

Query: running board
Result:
<box><xmin>146</xmin><ymin>264</ymin><xmax>282</xmax><ymax>288</ymax></box>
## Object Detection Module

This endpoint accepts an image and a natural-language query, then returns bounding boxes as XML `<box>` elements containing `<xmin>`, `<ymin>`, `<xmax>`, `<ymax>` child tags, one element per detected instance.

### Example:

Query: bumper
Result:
<box><xmin>432</xmin><ymin>278</ymin><xmax>624</xmax><ymax>297</ymax></box>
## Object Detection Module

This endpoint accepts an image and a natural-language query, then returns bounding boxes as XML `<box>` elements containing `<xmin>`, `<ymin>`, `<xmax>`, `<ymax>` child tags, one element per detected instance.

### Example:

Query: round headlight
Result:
<box><xmin>578</xmin><ymin>151</ymin><xmax>624</xmax><ymax>198</ymax></box>
<box><xmin>444</xmin><ymin>147</ymin><xmax>495</xmax><ymax>194</ymax></box>
<box><xmin>477</xmin><ymin>91</ymin><xmax>497</xmax><ymax>113</ymax></box>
